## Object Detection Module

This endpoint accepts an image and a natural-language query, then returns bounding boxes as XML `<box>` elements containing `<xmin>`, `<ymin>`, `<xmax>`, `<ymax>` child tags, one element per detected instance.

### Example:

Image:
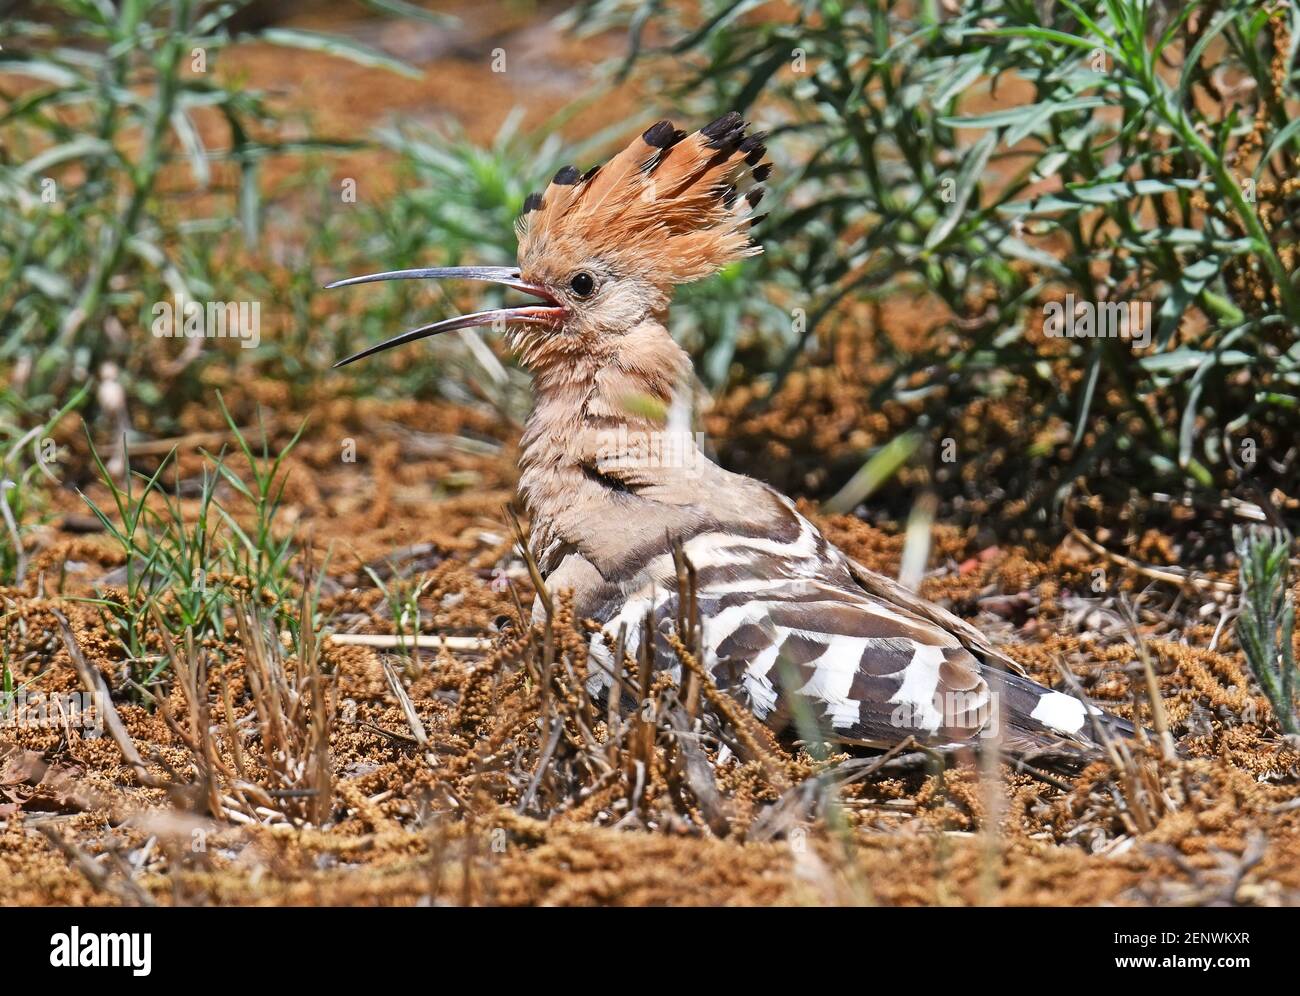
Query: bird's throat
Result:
<box><xmin>516</xmin><ymin>318</ymin><xmax>693</xmax><ymax>570</ymax></box>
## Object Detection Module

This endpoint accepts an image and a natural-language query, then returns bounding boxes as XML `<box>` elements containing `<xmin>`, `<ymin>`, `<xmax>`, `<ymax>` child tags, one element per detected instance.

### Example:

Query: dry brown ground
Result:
<box><xmin>2</xmin><ymin>379</ymin><xmax>1299</xmax><ymax>906</ymax></box>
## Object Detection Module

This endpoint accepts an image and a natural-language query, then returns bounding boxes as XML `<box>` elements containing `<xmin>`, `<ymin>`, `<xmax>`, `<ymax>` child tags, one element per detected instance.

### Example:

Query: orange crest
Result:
<box><xmin>516</xmin><ymin>113</ymin><xmax>771</xmax><ymax>289</ymax></box>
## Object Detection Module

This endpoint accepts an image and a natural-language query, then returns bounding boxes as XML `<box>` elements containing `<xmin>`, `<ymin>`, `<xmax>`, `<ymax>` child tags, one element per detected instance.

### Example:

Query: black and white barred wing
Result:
<box><xmin>582</xmin><ymin>492</ymin><xmax>1114</xmax><ymax>751</ymax></box>
<box><xmin>592</xmin><ymin>572</ymin><xmax>1102</xmax><ymax>751</ymax></box>
<box><xmin>705</xmin><ymin>577</ymin><xmax>1111</xmax><ymax>751</ymax></box>
<box><xmin>702</xmin><ymin>577</ymin><xmax>993</xmax><ymax>746</ymax></box>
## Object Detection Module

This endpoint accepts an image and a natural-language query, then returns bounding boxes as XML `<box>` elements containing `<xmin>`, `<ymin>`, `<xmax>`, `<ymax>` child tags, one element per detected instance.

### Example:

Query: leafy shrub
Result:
<box><xmin>571</xmin><ymin>0</ymin><xmax>1300</xmax><ymax>521</ymax></box>
<box><xmin>1235</xmin><ymin>525</ymin><xmax>1297</xmax><ymax>734</ymax></box>
<box><xmin>0</xmin><ymin>0</ymin><xmax>408</xmax><ymax>412</ymax></box>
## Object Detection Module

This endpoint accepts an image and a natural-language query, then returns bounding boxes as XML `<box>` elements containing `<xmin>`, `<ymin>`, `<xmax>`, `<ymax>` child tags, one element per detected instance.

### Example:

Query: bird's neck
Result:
<box><xmin>517</xmin><ymin>317</ymin><xmax>692</xmax><ymax>565</ymax></box>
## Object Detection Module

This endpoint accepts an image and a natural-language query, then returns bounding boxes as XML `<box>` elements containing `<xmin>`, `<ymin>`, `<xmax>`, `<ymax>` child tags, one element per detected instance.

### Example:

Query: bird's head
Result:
<box><xmin>330</xmin><ymin>113</ymin><xmax>769</xmax><ymax>371</ymax></box>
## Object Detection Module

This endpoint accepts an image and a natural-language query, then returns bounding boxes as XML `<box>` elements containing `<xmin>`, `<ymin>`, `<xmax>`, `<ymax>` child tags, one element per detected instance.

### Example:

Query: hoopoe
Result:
<box><xmin>330</xmin><ymin>113</ymin><xmax>1132</xmax><ymax>754</ymax></box>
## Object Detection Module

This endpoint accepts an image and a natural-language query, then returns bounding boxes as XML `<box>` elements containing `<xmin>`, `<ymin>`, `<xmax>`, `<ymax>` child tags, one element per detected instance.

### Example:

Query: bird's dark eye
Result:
<box><xmin>569</xmin><ymin>271</ymin><xmax>595</xmax><ymax>298</ymax></box>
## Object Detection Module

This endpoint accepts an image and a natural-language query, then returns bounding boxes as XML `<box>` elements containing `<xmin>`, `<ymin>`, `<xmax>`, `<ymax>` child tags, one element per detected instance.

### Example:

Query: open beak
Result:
<box><xmin>326</xmin><ymin>265</ymin><xmax>564</xmax><ymax>368</ymax></box>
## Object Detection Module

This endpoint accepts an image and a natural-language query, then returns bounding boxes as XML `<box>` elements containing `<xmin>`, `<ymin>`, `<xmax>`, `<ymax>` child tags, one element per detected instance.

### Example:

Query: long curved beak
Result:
<box><xmin>326</xmin><ymin>265</ymin><xmax>563</xmax><ymax>368</ymax></box>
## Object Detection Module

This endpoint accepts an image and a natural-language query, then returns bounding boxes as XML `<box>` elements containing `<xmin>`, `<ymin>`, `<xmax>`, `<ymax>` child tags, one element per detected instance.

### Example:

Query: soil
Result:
<box><xmin>3</xmin><ymin>378</ymin><xmax>1299</xmax><ymax>906</ymax></box>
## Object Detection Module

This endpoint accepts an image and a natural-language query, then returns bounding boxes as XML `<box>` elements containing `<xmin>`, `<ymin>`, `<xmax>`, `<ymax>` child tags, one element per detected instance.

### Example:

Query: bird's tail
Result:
<box><xmin>987</xmin><ymin>667</ymin><xmax>1136</xmax><ymax>754</ymax></box>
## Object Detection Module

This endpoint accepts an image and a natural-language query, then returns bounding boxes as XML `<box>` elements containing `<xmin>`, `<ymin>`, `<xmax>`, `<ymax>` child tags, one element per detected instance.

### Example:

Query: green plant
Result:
<box><xmin>0</xmin><ymin>651</ymin><xmax>14</xmax><ymax>712</ymax></box>
<box><xmin>1234</xmin><ymin>525</ymin><xmax>1297</xmax><ymax>735</ymax></box>
<box><xmin>205</xmin><ymin>394</ymin><xmax>307</xmax><ymax>610</ymax></box>
<box><xmin>364</xmin><ymin>565</ymin><xmax>432</xmax><ymax>665</ymax></box>
<box><xmin>77</xmin><ymin>435</ymin><xmax>211</xmax><ymax>676</ymax></box>
<box><xmin>0</xmin><ymin>0</ymin><xmax>400</xmax><ymax>411</ymax></box>
<box><xmin>76</xmin><ymin>395</ymin><xmax>308</xmax><ymax>680</ymax></box>
<box><xmin>570</xmin><ymin>0</ymin><xmax>1300</xmax><ymax>515</ymax></box>
<box><xmin>0</xmin><ymin>385</ymin><xmax>89</xmax><ymax>584</ymax></box>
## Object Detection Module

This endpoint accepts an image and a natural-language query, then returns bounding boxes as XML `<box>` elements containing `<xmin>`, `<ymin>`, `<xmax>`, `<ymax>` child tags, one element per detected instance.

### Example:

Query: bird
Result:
<box><xmin>328</xmin><ymin>112</ymin><xmax>1133</xmax><ymax>755</ymax></box>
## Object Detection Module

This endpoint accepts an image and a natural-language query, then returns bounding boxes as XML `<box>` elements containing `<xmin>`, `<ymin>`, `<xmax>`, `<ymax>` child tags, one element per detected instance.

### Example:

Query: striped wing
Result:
<box><xmin>586</xmin><ymin>503</ymin><xmax>1107</xmax><ymax>752</ymax></box>
<box><xmin>700</xmin><ymin>576</ymin><xmax>1001</xmax><ymax>747</ymax></box>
